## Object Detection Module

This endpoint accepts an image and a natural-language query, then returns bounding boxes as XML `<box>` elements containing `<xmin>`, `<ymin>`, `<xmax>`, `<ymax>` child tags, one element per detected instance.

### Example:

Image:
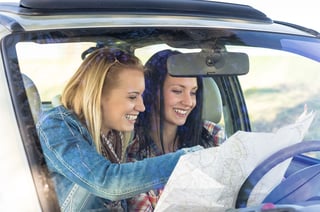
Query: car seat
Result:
<box><xmin>22</xmin><ymin>74</ymin><xmax>42</xmax><ymax>123</ymax></box>
<box><xmin>202</xmin><ymin>77</ymin><xmax>222</xmax><ymax>124</ymax></box>
<box><xmin>51</xmin><ymin>94</ymin><xmax>62</xmax><ymax>107</ymax></box>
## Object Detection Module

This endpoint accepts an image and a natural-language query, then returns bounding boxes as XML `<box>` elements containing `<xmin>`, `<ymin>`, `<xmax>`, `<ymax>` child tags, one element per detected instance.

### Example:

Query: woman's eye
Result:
<box><xmin>191</xmin><ymin>91</ymin><xmax>197</xmax><ymax>96</ymax></box>
<box><xmin>128</xmin><ymin>96</ymin><xmax>137</xmax><ymax>100</ymax></box>
<box><xmin>172</xmin><ymin>89</ymin><xmax>182</xmax><ymax>94</ymax></box>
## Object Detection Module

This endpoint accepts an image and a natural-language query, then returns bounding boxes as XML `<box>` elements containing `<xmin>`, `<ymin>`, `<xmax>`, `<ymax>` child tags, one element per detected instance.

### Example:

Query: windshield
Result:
<box><xmin>3</xmin><ymin>25</ymin><xmax>320</xmax><ymax>211</ymax></box>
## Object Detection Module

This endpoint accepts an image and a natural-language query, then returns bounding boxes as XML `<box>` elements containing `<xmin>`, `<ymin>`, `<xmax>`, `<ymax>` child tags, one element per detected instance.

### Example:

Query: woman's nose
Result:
<box><xmin>182</xmin><ymin>93</ymin><xmax>193</xmax><ymax>106</ymax></box>
<box><xmin>135</xmin><ymin>98</ymin><xmax>145</xmax><ymax>112</ymax></box>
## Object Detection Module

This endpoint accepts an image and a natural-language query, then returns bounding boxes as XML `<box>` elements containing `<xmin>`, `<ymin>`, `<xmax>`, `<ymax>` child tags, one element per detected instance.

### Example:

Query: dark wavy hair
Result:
<box><xmin>134</xmin><ymin>49</ymin><xmax>205</xmax><ymax>154</ymax></box>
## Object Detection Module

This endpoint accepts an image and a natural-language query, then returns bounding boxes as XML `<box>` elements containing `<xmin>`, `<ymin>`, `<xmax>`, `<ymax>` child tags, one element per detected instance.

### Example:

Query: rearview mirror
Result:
<box><xmin>167</xmin><ymin>51</ymin><xmax>249</xmax><ymax>76</ymax></box>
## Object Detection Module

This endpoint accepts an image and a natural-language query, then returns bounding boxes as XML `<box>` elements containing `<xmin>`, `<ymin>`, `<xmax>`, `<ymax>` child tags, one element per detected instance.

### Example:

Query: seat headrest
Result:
<box><xmin>22</xmin><ymin>74</ymin><xmax>42</xmax><ymax>123</ymax></box>
<box><xmin>51</xmin><ymin>94</ymin><xmax>62</xmax><ymax>107</ymax></box>
<box><xmin>202</xmin><ymin>77</ymin><xmax>222</xmax><ymax>123</ymax></box>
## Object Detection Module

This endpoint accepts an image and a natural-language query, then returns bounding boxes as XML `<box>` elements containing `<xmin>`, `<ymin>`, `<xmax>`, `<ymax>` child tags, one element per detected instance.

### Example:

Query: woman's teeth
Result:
<box><xmin>174</xmin><ymin>109</ymin><xmax>187</xmax><ymax>115</ymax></box>
<box><xmin>126</xmin><ymin>114</ymin><xmax>137</xmax><ymax>120</ymax></box>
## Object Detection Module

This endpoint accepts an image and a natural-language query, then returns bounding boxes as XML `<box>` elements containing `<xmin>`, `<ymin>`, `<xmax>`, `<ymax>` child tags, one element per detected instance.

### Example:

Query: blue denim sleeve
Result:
<box><xmin>36</xmin><ymin>108</ymin><xmax>186</xmax><ymax>201</ymax></box>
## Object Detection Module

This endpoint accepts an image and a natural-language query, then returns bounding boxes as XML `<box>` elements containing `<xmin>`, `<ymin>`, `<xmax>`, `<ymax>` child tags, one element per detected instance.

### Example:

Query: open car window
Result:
<box><xmin>3</xmin><ymin>26</ymin><xmax>320</xmax><ymax>210</ymax></box>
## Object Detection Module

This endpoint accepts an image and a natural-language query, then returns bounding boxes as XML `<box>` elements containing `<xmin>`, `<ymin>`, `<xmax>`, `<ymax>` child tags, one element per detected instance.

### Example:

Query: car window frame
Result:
<box><xmin>3</xmin><ymin>25</ymin><xmax>320</xmax><ymax>210</ymax></box>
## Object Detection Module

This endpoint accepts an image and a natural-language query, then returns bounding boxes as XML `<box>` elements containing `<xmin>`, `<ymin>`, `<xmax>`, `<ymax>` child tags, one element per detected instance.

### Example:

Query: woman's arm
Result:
<box><xmin>37</xmin><ymin>108</ymin><xmax>194</xmax><ymax>201</ymax></box>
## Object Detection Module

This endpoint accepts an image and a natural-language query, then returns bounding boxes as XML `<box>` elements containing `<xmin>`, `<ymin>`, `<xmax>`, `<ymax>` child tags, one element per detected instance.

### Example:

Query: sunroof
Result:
<box><xmin>18</xmin><ymin>0</ymin><xmax>271</xmax><ymax>23</ymax></box>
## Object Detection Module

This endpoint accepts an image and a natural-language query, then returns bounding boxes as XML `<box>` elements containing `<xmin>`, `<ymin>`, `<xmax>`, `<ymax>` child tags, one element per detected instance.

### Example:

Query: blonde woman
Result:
<box><xmin>37</xmin><ymin>48</ymin><xmax>201</xmax><ymax>211</ymax></box>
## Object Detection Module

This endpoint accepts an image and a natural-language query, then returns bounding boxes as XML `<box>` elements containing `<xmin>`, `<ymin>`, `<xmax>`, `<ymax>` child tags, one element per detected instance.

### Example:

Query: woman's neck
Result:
<box><xmin>101</xmin><ymin>127</ymin><xmax>111</xmax><ymax>137</ymax></box>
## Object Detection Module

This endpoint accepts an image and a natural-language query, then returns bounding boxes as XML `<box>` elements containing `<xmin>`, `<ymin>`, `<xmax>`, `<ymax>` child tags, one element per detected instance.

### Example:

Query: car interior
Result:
<box><xmin>2</xmin><ymin>1</ymin><xmax>320</xmax><ymax>208</ymax></box>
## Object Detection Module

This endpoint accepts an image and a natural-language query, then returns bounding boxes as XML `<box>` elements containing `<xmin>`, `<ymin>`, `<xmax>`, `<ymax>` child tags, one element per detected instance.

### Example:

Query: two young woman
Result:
<box><xmin>36</xmin><ymin>48</ymin><xmax>202</xmax><ymax>211</ymax></box>
<box><xmin>127</xmin><ymin>49</ymin><xmax>225</xmax><ymax>211</ymax></box>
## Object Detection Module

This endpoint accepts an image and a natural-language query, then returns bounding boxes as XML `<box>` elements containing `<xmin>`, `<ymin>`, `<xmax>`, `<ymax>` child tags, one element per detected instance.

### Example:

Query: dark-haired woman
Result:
<box><xmin>127</xmin><ymin>49</ymin><xmax>225</xmax><ymax>211</ymax></box>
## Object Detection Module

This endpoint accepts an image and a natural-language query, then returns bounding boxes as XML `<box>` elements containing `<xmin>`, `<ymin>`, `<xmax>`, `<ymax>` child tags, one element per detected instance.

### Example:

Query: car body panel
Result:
<box><xmin>0</xmin><ymin>13</ymin><xmax>314</xmax><ymax>37</ymax></box>
<box><xmin>1</xmin><ymin>0</ymin><xmax>320</xmax><ymax>211</ymax></box>
<box><xmin>0</xmin><ymin>42</ymin><xmax>41</xmax><ymax>211</ymax></box>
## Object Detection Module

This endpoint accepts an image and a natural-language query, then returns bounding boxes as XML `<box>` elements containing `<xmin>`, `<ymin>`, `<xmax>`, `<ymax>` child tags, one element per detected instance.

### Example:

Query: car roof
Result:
<box><xmin>0</xmin><ymin>0</ymin><xmax>318</xmax><ymax>38</ymax></box>
<box><xmin>3</xmin><ymin>0</ymin><xmax>271</xmax><ymax>23</ymax></box>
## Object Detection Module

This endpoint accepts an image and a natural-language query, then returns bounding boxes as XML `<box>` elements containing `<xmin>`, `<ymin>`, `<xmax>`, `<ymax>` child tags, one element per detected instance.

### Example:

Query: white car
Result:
<box><xmin>1</xmin><ymin>0</ymin><xmax>320</xmax><ymax>211</ymax></box>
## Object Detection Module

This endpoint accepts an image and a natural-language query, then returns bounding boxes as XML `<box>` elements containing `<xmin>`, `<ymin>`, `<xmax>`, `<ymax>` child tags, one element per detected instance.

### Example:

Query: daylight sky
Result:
<box><xmin>214</xmin><ymin>0</ymin><xmax>320</xmax><ymax>32</ymax></box>
<box><xmin>1</xmin><ymin>0</ymin><xmax>319</xmax><ymax>32</ymax></box>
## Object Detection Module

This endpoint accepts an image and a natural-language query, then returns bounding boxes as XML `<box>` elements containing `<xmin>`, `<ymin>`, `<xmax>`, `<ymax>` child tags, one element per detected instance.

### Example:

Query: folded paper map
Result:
<box><xmin>155</xmin><ymin>109</ymin><xmax>315</xmax><ymax>212</ymax></box>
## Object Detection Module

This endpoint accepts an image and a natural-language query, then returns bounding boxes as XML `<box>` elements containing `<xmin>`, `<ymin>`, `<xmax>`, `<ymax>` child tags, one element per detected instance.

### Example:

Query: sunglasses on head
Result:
<box><xmin>81</xmin><ymin>42</ymin><xmax>131</xmax><ymax>63</ymax></box>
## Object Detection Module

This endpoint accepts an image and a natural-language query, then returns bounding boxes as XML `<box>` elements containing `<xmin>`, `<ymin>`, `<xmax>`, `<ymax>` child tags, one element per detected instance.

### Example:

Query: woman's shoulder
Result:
<box><xmin>36</xmin><ymin>105</ymin><xmax>93</xmax><ymax>144</ymax></box>
<box><xmin>202</xmin><ymin>120</ymin><xmax>222</xmax><ymax>134</ymax></box>
<box><xmin>41</xmin><ymin>104</ymin><xmax>66</xmax><ymax>115</ymax></box>
<box><xmin>37</xmin><ymin>105</ymin><xmax>79</xmax><ymax>127</ymax></box>
<box><xmin>202</xmin><ymin>120</ymin><xmax>226</xmax><ymax>146</ymax></box>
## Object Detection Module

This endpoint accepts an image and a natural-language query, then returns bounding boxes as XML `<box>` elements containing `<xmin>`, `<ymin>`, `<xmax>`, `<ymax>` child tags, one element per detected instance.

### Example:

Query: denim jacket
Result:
<box><xmin>36</xmin><ymin>106</ymin><xmax>198</xmax><ymax>211</ymax></box>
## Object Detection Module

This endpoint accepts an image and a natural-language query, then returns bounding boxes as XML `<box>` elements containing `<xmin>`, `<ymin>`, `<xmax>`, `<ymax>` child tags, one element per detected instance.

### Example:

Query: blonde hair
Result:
<box><xmin>61</xmin><ymin>48</ymin><xmax>144</xmax><ymax>153</ymax></box>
